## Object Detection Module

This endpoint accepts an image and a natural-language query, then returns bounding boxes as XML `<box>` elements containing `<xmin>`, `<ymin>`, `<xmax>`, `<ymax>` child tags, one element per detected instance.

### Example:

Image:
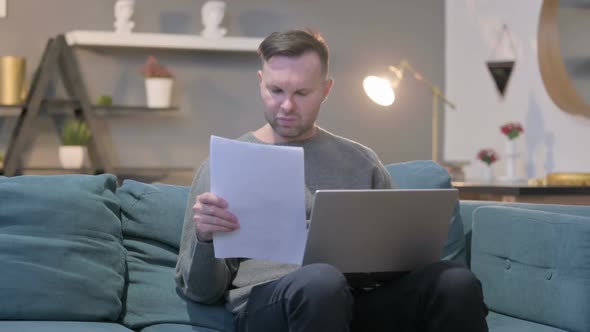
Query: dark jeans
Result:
<box><xmin>234</xmin><ymin>261</ymin><xmax>489</xmax><ymax>332</ymax></box>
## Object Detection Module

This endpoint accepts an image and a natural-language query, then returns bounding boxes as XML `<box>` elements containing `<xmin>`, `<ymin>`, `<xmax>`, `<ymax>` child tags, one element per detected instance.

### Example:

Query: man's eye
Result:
<box><xmin>271</xmin><ymin>88</ymin><xmax>283</xmax><ymax>94</ymax></box>
<box><xmin>296</xmin><ymin>91</ymin><xmax>309</xmax><ymax>96</ymax></box>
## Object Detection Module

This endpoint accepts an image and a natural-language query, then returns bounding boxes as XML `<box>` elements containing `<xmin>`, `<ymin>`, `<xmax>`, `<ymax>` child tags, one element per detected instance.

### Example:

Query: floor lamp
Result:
<box><xmin>363</xmin><ymin>60</ymin><xmax>456</xmax><ymax>163</ymax></box>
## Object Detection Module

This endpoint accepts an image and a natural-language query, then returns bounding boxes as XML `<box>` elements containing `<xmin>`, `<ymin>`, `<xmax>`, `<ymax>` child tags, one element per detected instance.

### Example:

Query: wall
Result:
<box><xmin>445</xmin><ymin>0</ymin><xmax>590</xmax><ymax>181</ymax></box>
<box><xmin>0</xmin><ymin>0</ymin><xmax>444</xmax><ymax>183</ymax></box>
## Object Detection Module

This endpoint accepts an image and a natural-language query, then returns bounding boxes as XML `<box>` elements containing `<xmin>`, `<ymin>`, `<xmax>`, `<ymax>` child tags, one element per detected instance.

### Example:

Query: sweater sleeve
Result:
<box><xmin>366</xmin><ymin>149</ymin><xmax>393</xmax><ymax>189</ymax></box>
<box><xmin>175</xmin><ymin>160</ymin><xmax>239</xmax><ymax>304</ymax></box>
<box><xmin>374</xmin><ymin>162</ymin><xmax>393</xmax><ymax>189</ymax></box>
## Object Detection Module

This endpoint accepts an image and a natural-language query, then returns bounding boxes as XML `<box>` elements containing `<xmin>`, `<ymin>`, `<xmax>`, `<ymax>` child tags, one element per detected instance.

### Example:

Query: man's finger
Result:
<box><xmin>197</xmin><ymin>193</ymin><xmax>228</xmax><ymax>208</ymax></box>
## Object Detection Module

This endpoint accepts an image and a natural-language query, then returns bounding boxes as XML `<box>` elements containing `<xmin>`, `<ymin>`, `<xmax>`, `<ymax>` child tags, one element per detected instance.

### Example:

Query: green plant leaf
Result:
<box><xmin>61</xmin><ymin>119</ymin><xmax>92</xmax><ymax>146</ymax></box>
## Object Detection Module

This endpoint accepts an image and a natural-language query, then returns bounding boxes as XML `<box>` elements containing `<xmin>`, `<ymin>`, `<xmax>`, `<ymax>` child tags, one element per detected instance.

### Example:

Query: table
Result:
<box><xmin>452</xmin><ymin>181</ymin><xmax>590</xmax><ymax>205</ymax></box>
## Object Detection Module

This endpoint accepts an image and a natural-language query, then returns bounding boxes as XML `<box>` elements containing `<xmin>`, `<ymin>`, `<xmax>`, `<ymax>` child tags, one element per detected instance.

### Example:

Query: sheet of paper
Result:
<box><xmin>210</xmin><ymin>135</ymin><xmax>308</xmax><ymax>265</ymax></box>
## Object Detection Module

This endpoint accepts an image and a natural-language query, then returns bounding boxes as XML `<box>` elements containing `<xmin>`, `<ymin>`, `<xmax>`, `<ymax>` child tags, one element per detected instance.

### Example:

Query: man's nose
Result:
<box><xmin>280</xmin><ymin>96</ymin><xmax>295</xmax><ymax>112</ymax></box>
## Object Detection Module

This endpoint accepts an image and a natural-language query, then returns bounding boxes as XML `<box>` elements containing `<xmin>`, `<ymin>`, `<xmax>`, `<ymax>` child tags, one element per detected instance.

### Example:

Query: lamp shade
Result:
<box><xmin>363</xmin><ymin>75</ymin><xmax>395</xmax><ymax>106</ymax></box>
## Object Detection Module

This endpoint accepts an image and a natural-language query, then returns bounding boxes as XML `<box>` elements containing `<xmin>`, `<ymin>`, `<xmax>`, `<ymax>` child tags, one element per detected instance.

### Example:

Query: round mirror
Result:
<box><xmin>538</xmin><ymin>0</ymin><xmax>590</xmax><ymax>117</ymax></box>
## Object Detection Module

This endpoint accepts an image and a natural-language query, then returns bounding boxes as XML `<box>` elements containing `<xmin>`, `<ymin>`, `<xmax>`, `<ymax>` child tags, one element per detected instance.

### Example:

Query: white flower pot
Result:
<box><xmin>482</xmin><ymin>165</ymin><xmax>494</xmax><ymax>183</ymax></box>
<box><xmin>59</xmin><ymin>146</ymin><xmax>85</xmax><ymax>169</ymax></box>
<box><xmin>145</xmin><ymin>78</ymin><xmax>173</xmax><ymax>108</ymax></box>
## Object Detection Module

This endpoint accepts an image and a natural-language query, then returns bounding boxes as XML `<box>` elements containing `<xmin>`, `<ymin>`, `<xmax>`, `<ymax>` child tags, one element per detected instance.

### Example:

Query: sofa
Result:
<box><xmin>0</xmin><ymin>160</ymin><xmax>588</xmax><ymax>332</ymax></box>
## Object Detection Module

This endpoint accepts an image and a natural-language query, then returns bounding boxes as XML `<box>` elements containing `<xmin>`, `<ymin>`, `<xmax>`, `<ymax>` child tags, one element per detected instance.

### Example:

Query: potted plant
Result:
<box><xmin>59</xmin><ymin>119</ymin><xmax>92</xmax><ymax>169</ymax></box>
<box><xmin>140</xmin><ymin>56</ymin><xmax>174</xmax><ymax>108</ymax></box>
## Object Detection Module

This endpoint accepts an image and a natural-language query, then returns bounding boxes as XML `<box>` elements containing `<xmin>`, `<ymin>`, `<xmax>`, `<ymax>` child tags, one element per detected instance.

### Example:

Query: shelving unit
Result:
<box><xmin>2</xmin><ymin>35</ymin><xmax>114</xmax><ymax>176</ymax></box>
<box><xmin>2</xmin><ymin>31</ymin><xmax>263</xmax><ymax>178</ymax></box>
<box><xmin>0</xmin><ymin>100</ymin><xmax>179</xmax><ymax>117</ymax></box>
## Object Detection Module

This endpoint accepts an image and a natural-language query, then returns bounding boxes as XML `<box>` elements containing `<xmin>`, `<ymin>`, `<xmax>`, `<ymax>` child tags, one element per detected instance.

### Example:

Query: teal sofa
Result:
<box><xmin>0</xmin><ymin>160</ymin><xmax>589</xmax><ymax>331</ymax></box>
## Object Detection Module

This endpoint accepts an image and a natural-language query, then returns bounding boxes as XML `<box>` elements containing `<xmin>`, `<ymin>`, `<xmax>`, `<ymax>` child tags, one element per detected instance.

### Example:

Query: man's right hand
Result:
<box><xmin>193</xmin><ymin>192</ymin><xmax>240</xmax><ymax>242</ymax></box>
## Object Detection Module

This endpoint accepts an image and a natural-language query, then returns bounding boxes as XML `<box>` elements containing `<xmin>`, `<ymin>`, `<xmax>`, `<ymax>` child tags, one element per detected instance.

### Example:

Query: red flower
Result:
<box><xmin>140</xmin><ymin>56</ymin><xmax>173</xmax><ymax>78</ymax></box>
<box><xmin>500</xmin><ymin>122</ymin><xmax>524</xmax><ymax>140</ymax></box>
<box><xmin>477</xmin><ymin>148</ymin><xmax>499</xmax><ymax>165</ymax></box>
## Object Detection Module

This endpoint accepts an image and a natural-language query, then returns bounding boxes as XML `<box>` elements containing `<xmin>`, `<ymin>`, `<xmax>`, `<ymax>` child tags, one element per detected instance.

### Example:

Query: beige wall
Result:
<box><xmin>0</xmin><ymin>0</ymin><xmax>444</xmax><ymax>183</ymax></box>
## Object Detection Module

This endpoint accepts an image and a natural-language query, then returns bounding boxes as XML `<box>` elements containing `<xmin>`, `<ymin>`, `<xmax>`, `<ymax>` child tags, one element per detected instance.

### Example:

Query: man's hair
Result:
<box><xmin>258</xmin><ymin>29</ymin><xmax>330</xmax><ymax>76</ymax></box>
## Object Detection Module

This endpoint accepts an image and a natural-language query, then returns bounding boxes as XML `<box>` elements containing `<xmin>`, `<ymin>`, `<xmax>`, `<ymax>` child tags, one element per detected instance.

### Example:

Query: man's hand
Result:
<box><xmin>193</xmin><ymin>192</ymin><xmax>240</xmax><ymax>242</ymax></box>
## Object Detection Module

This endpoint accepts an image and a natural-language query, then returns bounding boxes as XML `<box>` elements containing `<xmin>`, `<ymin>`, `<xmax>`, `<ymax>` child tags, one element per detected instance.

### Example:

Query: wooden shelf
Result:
<box><xmin>0</xmin><ymin>100</ymin><xmax>179</xmax><ymax>117</ymax></box>
<box><xmin>0</xmin><ymin>104</ymin><xmax>22</xmax><ymax>116</ymax></box>
<box><xmin>0</xmin><ymin>167</ymin><xmax>195</xmax><ymax>184</ymax></box>
<box><xmin>65</xmin><ymin>30</ymin><xmax>263</xmax><ymax>52</ymax></box>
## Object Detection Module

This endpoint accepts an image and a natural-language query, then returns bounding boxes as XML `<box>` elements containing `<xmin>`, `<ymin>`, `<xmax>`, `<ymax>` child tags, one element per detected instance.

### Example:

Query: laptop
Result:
<box><xmin>302</xmin><ymin>189</ymin><xmax>458</xmax><ymax>279</ymax></box>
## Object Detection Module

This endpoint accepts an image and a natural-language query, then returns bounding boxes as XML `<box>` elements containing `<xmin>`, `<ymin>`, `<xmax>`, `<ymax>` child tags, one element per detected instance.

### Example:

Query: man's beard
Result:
<box><xmin>265</xmin><ymin>112</ymin><xmax>312</xmax><ymax>139</ymax></box>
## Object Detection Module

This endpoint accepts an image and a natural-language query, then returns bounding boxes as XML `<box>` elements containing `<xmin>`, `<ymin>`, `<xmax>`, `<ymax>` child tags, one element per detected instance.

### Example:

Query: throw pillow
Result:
<box><xmin>116</xmin><ymin>180</ymin><xmax>235</xmax><ymax>332</ymax></box>
<box><xmin>0</xmin><ymin>174</ymin><xmax>125</xmax><ymax>321</ymax></box>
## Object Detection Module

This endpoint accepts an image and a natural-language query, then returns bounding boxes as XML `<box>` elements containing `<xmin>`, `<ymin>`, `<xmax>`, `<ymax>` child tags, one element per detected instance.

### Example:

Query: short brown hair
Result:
<box><xmin>258</xmin><ymin>29</ymin><xmax>330</xmax><ymax>76</ymax></box>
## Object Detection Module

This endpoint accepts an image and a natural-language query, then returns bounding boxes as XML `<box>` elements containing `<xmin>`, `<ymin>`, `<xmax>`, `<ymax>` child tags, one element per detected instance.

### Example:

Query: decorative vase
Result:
<box><xmin>0</xmin><ymin>56</ymin><xmax>26</xmax><ymax>105</ymax></box>
<box><xmin>145</xmin><ymin>78</ymin><xmax>173</xmax><ymax>108</ymax></box>
<box><xmin>482</xmin><ymin>165</ymin><xmax>494</xmax><ymax>183</ymax></box>
<box><xmin>59</xmin><ymin>146</ymin><xmax>85</xmax><ymax>169</ymax></box>
<box><xmin>502</xmin><ymin>139</ymin><xmax>524</xmax><ymax>182</ymax></box>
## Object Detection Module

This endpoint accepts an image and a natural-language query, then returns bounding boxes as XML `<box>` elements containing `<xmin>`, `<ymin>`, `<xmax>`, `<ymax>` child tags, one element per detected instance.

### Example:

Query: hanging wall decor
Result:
<box><xmin>486</xmin><ymin>24</ymin><xmax>517</xmax><ymax>98</ymax></box>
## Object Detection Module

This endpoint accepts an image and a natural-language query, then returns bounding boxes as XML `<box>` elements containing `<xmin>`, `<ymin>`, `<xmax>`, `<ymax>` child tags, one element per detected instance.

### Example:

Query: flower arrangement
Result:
<box><xmin>140</xmin><ymin>56</ymin><xmax>173</xmax><ymax>78</ymax></box>
<box><xmin>477</xmin><ymin>148</ymin><xmax>499</xmax><ymax>166</ymax></box>
<box><xmin>500</xmin><ymin>122</ymin><xmax>524</xmax><ymax>140</ymax></box>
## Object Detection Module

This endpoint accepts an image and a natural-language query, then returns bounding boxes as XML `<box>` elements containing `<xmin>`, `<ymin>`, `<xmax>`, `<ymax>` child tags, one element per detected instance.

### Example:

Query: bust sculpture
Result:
<box><xmin>201</xmin><ymin>1</ymin><xmax>227</xmax><ymax>39</ymax></box>
<box><xmin>114</xmin><ymin>0</ymin><xmax>135</xmax><ymax>33</ymax></box>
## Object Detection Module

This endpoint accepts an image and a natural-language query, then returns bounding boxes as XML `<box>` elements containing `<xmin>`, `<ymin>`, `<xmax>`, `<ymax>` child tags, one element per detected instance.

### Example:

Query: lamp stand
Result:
<box><xmin>432</xmin><ymin>90</ymin><xmax>439</xmax><ymax>162</ymax></box>
<box><xmin>391</xmin><ymin>62</ymin><xmax>455</xmax><ymax>163</ymax></box>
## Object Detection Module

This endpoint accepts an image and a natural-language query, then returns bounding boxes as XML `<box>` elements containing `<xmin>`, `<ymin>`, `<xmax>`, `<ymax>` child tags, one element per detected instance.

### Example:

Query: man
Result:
<box><xmin>175</xmin><ymin>29</ymin><xmax>488</xmax><ymax>331</ymax></box>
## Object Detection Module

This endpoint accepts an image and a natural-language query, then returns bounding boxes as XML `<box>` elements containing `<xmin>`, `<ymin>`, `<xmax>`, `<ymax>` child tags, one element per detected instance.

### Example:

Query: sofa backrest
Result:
<box><xmin>460</xmin><ymin>200</ymin><xmax>590</xmax><ymax>266</ymax></box>
<box><xmin>116</xmin><ymin>180</ymin><xmax>235</xmax><ymax>332</ymax></box>
<box><xmin>385</xmin><ymin>160</ymin><xmax>466</xmax><ymax>265</ymax></box>
<box><xmin>0</xmin><ymin>174</ymin><xmax>126</xmax><ymax>322</ymax></box>
<box><xmin>471</xmin><ymin>206</ymin><xmax>590</xmax><ymax>332</ymax></box>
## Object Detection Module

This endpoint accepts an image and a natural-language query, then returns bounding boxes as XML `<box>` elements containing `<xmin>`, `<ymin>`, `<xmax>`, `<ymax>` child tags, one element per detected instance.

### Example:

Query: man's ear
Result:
<box><xmin>323</xmin><ymin>78</ymin><xmax>334</xmax><ymax>101</ymax></box>
<box><xmin>257</xmin><ymin>70</ymin><xmax>263</xmax><ymax>84</ymax></box>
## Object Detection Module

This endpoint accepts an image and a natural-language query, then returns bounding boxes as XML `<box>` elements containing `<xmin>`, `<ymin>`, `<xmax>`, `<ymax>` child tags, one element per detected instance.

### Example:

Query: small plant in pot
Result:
<box><xmin>140</xmin><ymin>55</ymin><xmax>174</xmax><ymax>108</ymax></box>
<box><xmin>59</xmin><ymin>119</ymin><xmax>92</xmax><ymax>169</ymax></box>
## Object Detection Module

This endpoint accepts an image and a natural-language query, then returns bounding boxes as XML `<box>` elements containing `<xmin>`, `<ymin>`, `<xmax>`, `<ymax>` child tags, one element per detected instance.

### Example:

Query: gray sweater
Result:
<box><xmin>175</xmin><ymin>127</ymin><xmax>392</xmax><ymax>313</ymax></box>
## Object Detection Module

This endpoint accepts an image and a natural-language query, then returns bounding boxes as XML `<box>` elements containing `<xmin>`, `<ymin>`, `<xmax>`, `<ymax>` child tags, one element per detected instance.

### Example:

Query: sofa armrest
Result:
<box><xmin>470</xmin><ymin>206</ymin><xmax>590</xmax><ymax>332</ymax></box>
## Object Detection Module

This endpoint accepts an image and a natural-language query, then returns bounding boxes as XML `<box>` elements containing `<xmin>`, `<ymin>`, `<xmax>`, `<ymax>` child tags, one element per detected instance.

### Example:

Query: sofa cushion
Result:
<box><xmin>140</xmin><ymin>323</ymin><xmax>224</xmax><ymax>332</ymax></box>
<box><xmin>0</xmin><ymin>174</ymin><xmax>125</xmax><ymax>321</ymax></box>
<box><xmin>487</xmin><ymin>312</ymin><xmax>569</xmax><ymax>332</ymax></box>
<box><xmin>0</xmin><ymin>321</ymin><xmax>134</xmax><ymax>332</ymax></box>
<box><xmin>471</xmin><ymin>206</ymin><xmax>590</xmax><ymax>332</ymax></box>
<box><xmin>385</xmin><ymin>161</ymin><xmax>466</xmax><ymax>263</ymax></box>
<box><xmin>117</xmin><ymin>180</ymin><xmax>235</xmax><ymax>332</ymax></box>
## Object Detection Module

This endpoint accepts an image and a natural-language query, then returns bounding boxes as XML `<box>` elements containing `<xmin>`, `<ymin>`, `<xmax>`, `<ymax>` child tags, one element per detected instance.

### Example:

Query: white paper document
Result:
<box><xmin>209</xmin><ymin>135</ymin><xmax>308</xmax><ymax>265</ymax></box>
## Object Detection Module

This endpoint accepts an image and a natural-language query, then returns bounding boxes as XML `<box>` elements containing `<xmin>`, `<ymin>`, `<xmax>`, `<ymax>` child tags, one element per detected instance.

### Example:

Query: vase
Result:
<box><xmin>501</xmin><ymin>139</ymin><xmax>524</xmax><ymax>182</ymax></box>
<box><xmin>0</xmin><ymin>56</ymin><xmax>26</xmax><ymax>105</ymax></box>
<box><xmin>482</xmin><ymin>165</ymin><xmax>494</xmax><ymax>182</ymax></box>
<box><xmin>145</xmin><ymin>78</ymin><xmax>173</xmax><ymax>108</ymax></box>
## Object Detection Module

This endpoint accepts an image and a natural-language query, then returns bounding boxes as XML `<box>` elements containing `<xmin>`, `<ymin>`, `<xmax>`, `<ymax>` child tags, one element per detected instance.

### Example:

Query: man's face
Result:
<box><xmin>258</xmin><ymin>51</ymin><xmax>333</xmax><ymax>143</ymax></box>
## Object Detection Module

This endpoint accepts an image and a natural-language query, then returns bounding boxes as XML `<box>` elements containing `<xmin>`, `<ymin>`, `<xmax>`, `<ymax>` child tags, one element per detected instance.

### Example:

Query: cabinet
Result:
<box><xmin>0</xmin><ymin>31</ymin><xmax>263</xmax><ymax>178</ymax></box>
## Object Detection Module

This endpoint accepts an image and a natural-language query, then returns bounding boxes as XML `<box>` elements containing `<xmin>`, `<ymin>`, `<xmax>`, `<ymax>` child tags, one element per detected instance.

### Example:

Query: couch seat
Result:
<box><xmin>0</xmin><ymin>321</ymin><xmax>133</xmax><ymax>332</ymax></box>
